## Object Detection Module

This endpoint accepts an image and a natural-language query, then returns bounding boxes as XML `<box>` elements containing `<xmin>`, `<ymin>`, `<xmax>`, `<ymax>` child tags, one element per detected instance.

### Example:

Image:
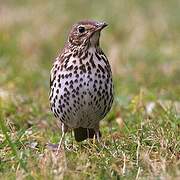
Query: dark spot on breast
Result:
<box><xmin>105</xmin><ymin>83</ymin><xmax>108</xmax><ymax>89</ymax></box>
<box><xmin>57</xmin><ymin>109</ymin><xmax>60</xmax><ymax>114</ymax></box>
<box><xmin>79</xmin><ymin>64</ymin><xmax>86</xmax><ymax>73</ymax></box>
<box><xmin>78</xmin><ymin>50</ymin><xmax>83</xmax><ymax>58</ymax></box>
<box><xmin>87</xmin><ymin>66</ymin><xmax>91</xmax><ymax>71</ymax></box>
<box><xmin>54</xmin><ymin>109</ymin><xmax>58</xmax><ymax>118</ymax></box>
<box><xmin>88</xmin><ymin>70</ymin><xmax>92</xmax><ymax>75</ymax></box>
<box><xmin>101</xmin><ymin>55</ymin><xmax>109</xmax><ymax>67</ymax></box>
<box><xmin>95</xmin><ymin>52</ymin><xmax>101</xmax><ymax>61</ymax></box>
<box><xmin>98</xmin><ymin>64</ymin><xmax>105</xmax><ymax>74</ymax></box>
<box><xmin>83</xmin><ymin>91</ymin><xmax>87</xmax><ymax>95</ymax></box>
<box><xmin>55</xmin><ymin>95</ymin><xmax>58</xmax><ymax>99</ymax></box>
<box><xmin>97</xmin><ymin>91</ymin><xmax>101</xmax><ymax>96</ymax></box>
<box><xmin>66</xmin><ymin>53</ymin><xmax>72</xmax><ymax>60</ymax></box>
<box><xmin>60</xmin><ymin>107</ymin><xmax>63</xmax><ymax>113</ymax></box>
<box><xmin>74</xmin><ymin>66</ymin><xmax>78</xmax><ymax>70</ymax></box>
<box><xmin>67</xmin><ymin>65</ymin><xmax>73</xmax><ymax>71</ymax></box>
<box><xmin>82</xmin><ymin>51</ymin><xmax>88</xmax><ymax>60</ymax></box>
<box><xmin>60</xmin><ymin>65</ymin><xmax>63</xmax><ymax>71</ymax></box>
<box><xmin>50</xmin><ymin>76</ymin><xmax>55</xmax><ymax>87</ymax></box>
<box><xmin>64</xmin><ymin>59</ymin><xmax>69</xmax><ymax>68</ymax></box>
<box><xmin>86</xmin><ymin>62</ymin><xmax>90</xmax><ymax>66</ymax></box>
<box><xmin>73</xmin><ymin>50</ymin><xmax>78</xmax><ymax>57</ymax></box>
<box><xmin>69</xmin><ymin>84</ymin><xmax>73</xmax><ymax>89</ymax></box>
<box><xmin>89</xmin><ymin>54</ymin><xmax>96</xmax><ymax>68</ymax></box>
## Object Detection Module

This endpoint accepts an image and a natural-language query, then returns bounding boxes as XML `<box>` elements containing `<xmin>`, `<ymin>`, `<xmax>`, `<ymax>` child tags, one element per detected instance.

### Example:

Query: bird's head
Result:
<box><xmin>68</xmin><ymin>20</ymin><xmax>108</xmax><ymax>47</ymax></box>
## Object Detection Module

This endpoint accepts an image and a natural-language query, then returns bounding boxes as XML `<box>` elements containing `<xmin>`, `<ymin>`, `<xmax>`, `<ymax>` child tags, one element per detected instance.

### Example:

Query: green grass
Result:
<box><xmin>0</xmin><ymin>0</ymin><xmax>180</xmax><ymax>179</ymax></box>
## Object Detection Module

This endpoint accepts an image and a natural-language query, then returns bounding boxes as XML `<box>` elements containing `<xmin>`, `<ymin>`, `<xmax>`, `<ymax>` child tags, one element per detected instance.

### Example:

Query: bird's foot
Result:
<box><xmin>46</xmin><ymin>143</ymin><xmax>59</xmax><ymax>151</ymax></box>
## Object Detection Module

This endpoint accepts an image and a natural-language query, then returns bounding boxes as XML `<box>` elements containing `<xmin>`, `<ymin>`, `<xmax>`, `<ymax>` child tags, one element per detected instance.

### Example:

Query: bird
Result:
<box><xmin>49</xmin><ymin>20</ymin><xmax>114</xmax><ymax>151</ymax></box>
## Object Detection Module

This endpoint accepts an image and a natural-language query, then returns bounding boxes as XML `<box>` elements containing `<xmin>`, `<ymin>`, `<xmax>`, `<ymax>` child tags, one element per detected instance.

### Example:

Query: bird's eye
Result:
<box><xmin>78</xmin><ymin>26</ymin><xmax>85</xmax><ymax>33</ymax></box>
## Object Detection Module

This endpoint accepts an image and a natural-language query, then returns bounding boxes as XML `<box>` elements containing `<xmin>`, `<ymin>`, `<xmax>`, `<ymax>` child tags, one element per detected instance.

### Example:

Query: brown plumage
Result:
<box><xmin>49</xmin><ymin>20</ymin><xmax>113</xmax><ymax>149</ymax></box>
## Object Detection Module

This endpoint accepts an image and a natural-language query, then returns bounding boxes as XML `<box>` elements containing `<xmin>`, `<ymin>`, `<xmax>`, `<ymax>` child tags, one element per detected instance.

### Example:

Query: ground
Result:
<box><xmin>0</xmin><ymin>0</ymin><xmax>179</xmax><ymax>179</ymax></box>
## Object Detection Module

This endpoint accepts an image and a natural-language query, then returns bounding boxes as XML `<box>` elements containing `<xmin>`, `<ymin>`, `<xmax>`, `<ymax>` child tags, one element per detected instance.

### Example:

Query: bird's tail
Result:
<box><xmin>74</xmin><ymin>127</ymin><xmax>101</xmax><ymax>142</ymax></box>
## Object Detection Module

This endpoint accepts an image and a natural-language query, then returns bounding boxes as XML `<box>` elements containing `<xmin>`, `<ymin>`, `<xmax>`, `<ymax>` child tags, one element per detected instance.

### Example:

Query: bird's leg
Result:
<box><xmin>94</xmin><ymin>123</ymin><xmax>100</xmax><ymax>142</ymax></box>
<box><xmin>66</xmin><ymin>130</ymin><xmax>74</xmax><ymax>150</ymax></box>
<box><xmin>92</xmin><ymin>130</ymin><xmax>101</xmax><ymax>147</ymax></box>
<box><xmin>87</xmin><ymin>128</ymin><xmax>90</xmax><ymax>139</ymax></box>
<box><xmin>95</xmin><ymin>131</ymin><xmax>100</xmax><ymax>143</ymax></box>
<box><xmin>56</xmin><ymin>131</ymin><xmax>65</xmax><ymax>155</ymax></box>
<box><xmin>56</xmin><ymin>123</ymin><xmax>66</xmax><ymax>155</ymax></box>
<box><xmin>93</xmin><ymin>124</ymin><xmax>101</xmax><ymax>145</ymax></box>
<box><xmin>87</xmin><ymin>129</ymin><xmax>93</xmax><ymax>146</ymax></box>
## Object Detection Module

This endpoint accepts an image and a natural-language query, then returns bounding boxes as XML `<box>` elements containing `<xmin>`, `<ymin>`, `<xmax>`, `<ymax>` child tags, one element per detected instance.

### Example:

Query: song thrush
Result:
<box><xmin>49</xmin><ymin>20</ymin><xmax>113</xmax><ymax>150</ymax></box>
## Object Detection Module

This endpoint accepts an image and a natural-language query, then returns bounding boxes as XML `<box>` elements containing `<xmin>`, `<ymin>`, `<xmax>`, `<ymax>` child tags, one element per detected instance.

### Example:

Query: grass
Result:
<box><xmin>0</xmin><ymin>0</ymin><xmax>180</xmax><ymax>179</ymax></box>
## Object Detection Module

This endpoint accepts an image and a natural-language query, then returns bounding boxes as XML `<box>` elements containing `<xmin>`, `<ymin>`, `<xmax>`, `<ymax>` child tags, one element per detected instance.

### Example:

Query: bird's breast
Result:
<box><xmin>50</xmin><ymin>49</ymin><xmax>113</xmax><ymax>128</ymax></box>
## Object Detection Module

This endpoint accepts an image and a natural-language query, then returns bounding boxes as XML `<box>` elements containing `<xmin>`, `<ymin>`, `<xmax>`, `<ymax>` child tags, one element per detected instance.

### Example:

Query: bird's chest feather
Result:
<box><xmin>50</xmin><ymin>49</ymin><xmax>113</xmax><ymax>128</ymax></box>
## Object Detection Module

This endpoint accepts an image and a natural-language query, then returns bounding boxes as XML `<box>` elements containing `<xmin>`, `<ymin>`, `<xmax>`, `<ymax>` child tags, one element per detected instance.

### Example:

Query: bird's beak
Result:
<box><xmin>88</xmin><ymin>21</ymin><xmax>108</xmax><ymax>40</ymax></box>
<box><xmin>96</xmin><ymin>22</ymin><xmax>108</xmax><ymax>31</ymax></box>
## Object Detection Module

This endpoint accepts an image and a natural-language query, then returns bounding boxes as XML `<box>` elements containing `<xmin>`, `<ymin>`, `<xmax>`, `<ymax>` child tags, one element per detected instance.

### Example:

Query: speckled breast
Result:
<box><xmin>49</xmin><ymin>47</ymin><xmax>113</xmax><ymax>129</ymax></box>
